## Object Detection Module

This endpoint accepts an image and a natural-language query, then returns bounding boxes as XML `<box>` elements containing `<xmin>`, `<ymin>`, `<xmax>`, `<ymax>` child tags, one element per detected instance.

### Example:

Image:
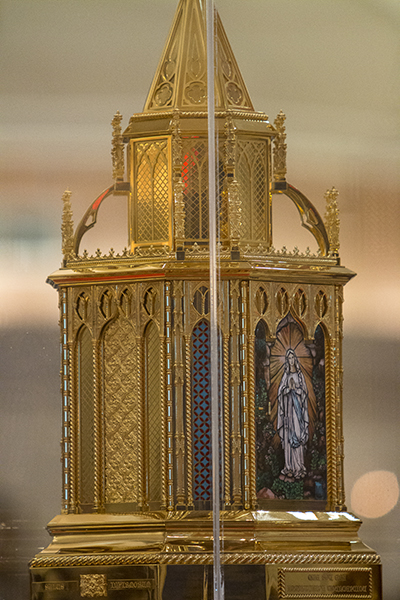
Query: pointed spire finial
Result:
<box><xmin>61</xmin><ymin>189</ymin><xmax>74</xmax><ymax>263</ymax></box>
<box><xmin>324</xmin><ymin>186</ymin><xmax>340</xmax><ymax>256</ymax></box>
<box><xmin>273</xmin><ymin>110</ymin><xmax>287</xmax><ymax>182</ymax></box>
<box><xmin>143</xmin><ymin>0</ymin><xmax>254</xmax><ymax>112</ymax></box>
<box><xmin>111</xmin><ymin>111</ymin><xmax>124</xmax><ymax>181</ymax></box>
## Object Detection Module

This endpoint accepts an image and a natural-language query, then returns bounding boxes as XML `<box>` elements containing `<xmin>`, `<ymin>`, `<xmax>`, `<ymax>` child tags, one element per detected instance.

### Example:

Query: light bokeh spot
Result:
<box><xmin>351</xmin><ymin>470</ymin><xmax>399</xmax><ymax>519</ymax></box>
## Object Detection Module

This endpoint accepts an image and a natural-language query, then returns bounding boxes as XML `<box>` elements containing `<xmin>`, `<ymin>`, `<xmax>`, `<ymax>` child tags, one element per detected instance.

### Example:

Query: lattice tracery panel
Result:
<box><xmin>103</xmin><ymin>317</ymin><xmax>137</xmax><ymax>504</ymax></box>
<box><xmin>134</xmin><ymin>139</ymin><xmax>170</xmax><ymax>244</ymax></box>
<box><xmin>182</xmin><ymin>139</ymin><xmax>226</xmax><ymax>242</ymax></box>
<box><xmin>182</xmin><ymin>139</ymin><xmax>208</xmax><ymax>241</ymax></box>
<box><xmin>192</xmin><ymin>319</ymin><xmax>212</xmax><ymax>502</ymax></box>
<box><xmin>237</xmin><ymin>140</ymin><xmax>268</xmax><ymax>242</ymax></box>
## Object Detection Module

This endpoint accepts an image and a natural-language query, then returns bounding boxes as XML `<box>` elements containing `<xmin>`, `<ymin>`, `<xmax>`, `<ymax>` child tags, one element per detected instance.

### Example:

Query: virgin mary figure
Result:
<box><xmin>276</xmin><ymin>348</ymin><xmax>309</xmax><ymax>481</ymax></box>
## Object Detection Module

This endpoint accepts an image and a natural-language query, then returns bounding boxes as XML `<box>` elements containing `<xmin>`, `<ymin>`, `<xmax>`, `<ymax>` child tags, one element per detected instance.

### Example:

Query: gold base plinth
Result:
<box><xmin>30</xmin><ymin>511</ymin><xmax>382</xmax><ymax>599</ymax></box>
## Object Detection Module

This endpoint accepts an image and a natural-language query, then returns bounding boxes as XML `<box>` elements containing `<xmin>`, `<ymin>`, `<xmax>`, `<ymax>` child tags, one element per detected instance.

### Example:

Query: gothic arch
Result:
<box><xmin>143</xmin><ymin>320</ymin><xmax>162</xmax><ymax>506</ymax></box>
<box><xmin>76</xmin><ymin>325</ymin><xmax>94</xmax><ymax>510</ymax></box>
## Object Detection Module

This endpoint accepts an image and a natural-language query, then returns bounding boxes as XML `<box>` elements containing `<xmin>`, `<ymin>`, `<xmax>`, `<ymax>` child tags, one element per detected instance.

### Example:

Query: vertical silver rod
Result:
<box><xmin>206</xmin><ymin>1</ymin><xmax>223</xmax><ymax>599</ymax></box>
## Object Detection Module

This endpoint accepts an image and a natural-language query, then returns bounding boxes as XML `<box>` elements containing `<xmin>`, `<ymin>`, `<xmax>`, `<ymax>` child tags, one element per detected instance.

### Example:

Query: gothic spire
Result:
<box><xmin>143</xmin><ymin>0</ymin><xmax>254</xmax><ymax>112</ymax></box>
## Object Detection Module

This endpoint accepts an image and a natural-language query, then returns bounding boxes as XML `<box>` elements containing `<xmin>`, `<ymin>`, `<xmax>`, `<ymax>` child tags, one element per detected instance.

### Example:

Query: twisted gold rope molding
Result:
<box><xmin>30</xmin><ymin>552</ymin><xmax>381</xmax><ymax>568</ymax></box>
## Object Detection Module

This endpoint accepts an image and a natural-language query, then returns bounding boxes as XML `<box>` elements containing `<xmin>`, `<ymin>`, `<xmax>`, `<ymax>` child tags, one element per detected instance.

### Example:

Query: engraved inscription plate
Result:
<box><xmin>279</xmin><ymin>568</ymin><xmax>372</xmax><ymax>599</ymax></box>
<box><xmin>109</xmin><ymin>579</ymin><xmax>155</xmax><ymax>592</ymax></box>
<box><xmin>31</xmin><ymin>581</ymin><xmax>78</xmax><ymax>593</ymax></box>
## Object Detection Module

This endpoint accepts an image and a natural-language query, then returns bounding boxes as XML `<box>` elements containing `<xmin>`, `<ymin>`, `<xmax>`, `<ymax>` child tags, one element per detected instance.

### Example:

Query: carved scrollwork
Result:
<box><xmin>293</xmin><ymin>288</ymin><xmax>307</xmax><ymax>319</ymax></box>
<box><xmin>315</xmin><ymin>290</ymin><xmax>328</xmax><ymax>319</ymax></box>
<box><xmin>76</xmin><ymin>291</ymin><xmax>90</xmax><ymax>322</ymax></box>
<box><xmin>276</xmin><ymin>287</ymin><xmax>289</xmax><ymax>317</ymax></box>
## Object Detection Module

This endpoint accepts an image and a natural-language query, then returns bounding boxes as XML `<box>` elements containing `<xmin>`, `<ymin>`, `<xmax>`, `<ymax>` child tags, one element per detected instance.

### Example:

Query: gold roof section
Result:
<box><xmin>143</xmin><ymin>0</ymin><xmax>254</xmax><ymax>113</ymax></box>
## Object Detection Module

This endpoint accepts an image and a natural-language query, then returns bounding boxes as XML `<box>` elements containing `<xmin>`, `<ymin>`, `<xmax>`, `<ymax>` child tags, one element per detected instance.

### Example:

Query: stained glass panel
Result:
<box><xmin>192</xmin><ymin>319</ymin><xmax>212</xmax><ymax>502</ymax></box>
<box><xmin>255</xmin><ymin>315</ymin><xmax>327</xmax><ymax>503</ymax></box>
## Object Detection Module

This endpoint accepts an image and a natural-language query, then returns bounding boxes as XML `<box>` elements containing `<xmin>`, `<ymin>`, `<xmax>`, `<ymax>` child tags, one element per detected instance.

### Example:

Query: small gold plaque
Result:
<box><xmin>279</xmin><ymin>567</ymin><xmax>372</xmax><ymax>599</ymax></box>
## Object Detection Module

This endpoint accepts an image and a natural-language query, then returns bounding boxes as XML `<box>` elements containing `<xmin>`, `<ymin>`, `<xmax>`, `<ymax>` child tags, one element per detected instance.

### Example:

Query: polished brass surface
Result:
<box><xmin>33</xmin><ymin>0</ymin><xmax>381</xmax><ymax>598</ymax></box>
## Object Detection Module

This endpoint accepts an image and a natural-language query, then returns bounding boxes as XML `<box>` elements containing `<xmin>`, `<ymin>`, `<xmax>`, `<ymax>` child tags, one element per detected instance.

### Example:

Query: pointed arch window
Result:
<box><xmin>254</xmin><ymin>314</ymin><xmax>327</xmax><ymax>504</ymax></box>
<box><xmin>103</xmin><ymin>315</ymin><xmax>137</xmax><ymax>506</ymax></box>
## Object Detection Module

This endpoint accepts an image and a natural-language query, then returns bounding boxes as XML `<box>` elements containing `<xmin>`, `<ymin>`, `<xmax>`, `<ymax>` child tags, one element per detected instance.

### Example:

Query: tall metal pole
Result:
<box><xmin>207</xmin><ymin>1</ymin><xmax>223</xmax><ymax>599</ymax></box>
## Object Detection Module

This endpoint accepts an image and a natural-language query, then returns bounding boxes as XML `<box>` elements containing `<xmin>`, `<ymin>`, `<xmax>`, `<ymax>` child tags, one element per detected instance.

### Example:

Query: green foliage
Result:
<box><xmin>257</xmin><ymin>471</ymin><xmax>272</xmax><ymax>491</ymax></box>
<box><xmin>310</xmin><ymin>449</ymin><xmax>327</xmax><ymax>471</ymax></box>
<box><xmin>271</xmin><ymin>478</ymin><xmax>304</xmax><ymax>500</ymax></box>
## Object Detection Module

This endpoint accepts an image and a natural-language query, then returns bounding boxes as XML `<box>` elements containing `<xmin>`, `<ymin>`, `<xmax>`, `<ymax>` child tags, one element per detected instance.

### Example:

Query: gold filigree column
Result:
<box><xmin>184</xmin><ymin>332</ymin><xmax>193</xmax><ymax>508</ymax></box>
<box><xmin>59</xmin><ymin>288</ymin><xmax>71</xmax><ymax>514</ymax></box>
<box><xmin>160</xmin><ymin>325</ymin><xmax>167</xmax><ymax>510</ymax></box>
<box><xmin>230</xmin><ymin>280</ymin><xmax>242</xmax><ymax>507</ymax></box>
<box><xmin>173</xmin><ymin>281</ymin><xmax>186</xmax><ymax>508</ymax></box>
<box><xmin>324</xmin><ymin>325</ymin><xmax>336</xmax><ymax>511</ymax></box>
<box><xmin>223</xmin><ymin>332</ymin><xmax>231</xmax><ymax>508</ymax></box>
<box><xmin>92</xmin><ymin>336</ymin><xmax>104</xmax><ymax>513</ymax></box>
<box><xmin>171</xmin><ymin>112</ymin><xmax>185</xmax><ymax>254</ymax></box>
<box><xmin>240</xmin><ymin>281</ymin><xmax>250</xmax><ymax>509</ymax></box>
<box><xmin>136</xmin><ymin>335</ymin><xmax>145</xmax><ymax>510</ymax></box>
<box><xmin>248</xmin><ymin>332</ymin><xmax>257</xmax><ymax>509</ymax></box>
<box><xmin>335</xmin><ymin>285</ymin><xmax>346</xmax><ymax>510</ymax></box>
<box><xmin>70</xmin><ymin>332</ymin><xmax>79</xmax><ymax>514</ymax></box>
<box><xmin>165</xmin><ymin>281</ymin><xmax>174</xmax><ymax>511</ymax></box>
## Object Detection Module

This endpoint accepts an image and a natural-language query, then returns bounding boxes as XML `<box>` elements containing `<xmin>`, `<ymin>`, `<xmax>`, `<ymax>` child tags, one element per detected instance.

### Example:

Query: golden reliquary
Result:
<box><xmin>30</xmin><ymin>0</ymin><xmax>382</xmax><ymax>598</ymax></box>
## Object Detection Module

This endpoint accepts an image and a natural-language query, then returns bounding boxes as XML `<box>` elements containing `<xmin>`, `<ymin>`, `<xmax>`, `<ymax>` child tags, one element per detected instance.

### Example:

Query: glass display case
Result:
<box><xmin>1</xmin><ymin>1</ymin><xmax>399</xmax><ymax>599</ymax></box>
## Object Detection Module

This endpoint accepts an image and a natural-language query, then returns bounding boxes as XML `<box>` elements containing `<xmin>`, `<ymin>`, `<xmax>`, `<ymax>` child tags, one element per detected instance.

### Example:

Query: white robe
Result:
<box><xmin>277</xmin><ymin>368</ymin><xmax>309</xmax><ymax>478</ymax></box>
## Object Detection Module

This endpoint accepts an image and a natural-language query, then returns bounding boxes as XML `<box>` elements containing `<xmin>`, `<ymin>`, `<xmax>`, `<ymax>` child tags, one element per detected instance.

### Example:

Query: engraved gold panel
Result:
<box><xmin>80</xmin><ymin>574</ymin><xmax>107</xmax><ymax>598</ymax></box>
<box><xmin>103</xmin><ymin>316</ymin><xmax>137</xmax><ymax>504</ymax></box>
<box><xmin>144</xmin><ymin>321</ymin><xmax>162</xmax><ymax>504</ymax></box>
<box><xmin>278</xmin><ymin>567</ymin><xmax>372</xmax><ymax>599</ymax></box>
<box><xmin>77</xmin><ymin>326</ymin><xmax>94</xmax><ymax>507</ymax></box>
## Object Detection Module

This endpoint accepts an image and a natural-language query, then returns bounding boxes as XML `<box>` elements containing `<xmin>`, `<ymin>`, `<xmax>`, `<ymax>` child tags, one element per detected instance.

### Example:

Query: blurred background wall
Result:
<box><xmin>1</xmin><ymin>0</ymin><xmax>399</xmax><ymax>597</ymax></box>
